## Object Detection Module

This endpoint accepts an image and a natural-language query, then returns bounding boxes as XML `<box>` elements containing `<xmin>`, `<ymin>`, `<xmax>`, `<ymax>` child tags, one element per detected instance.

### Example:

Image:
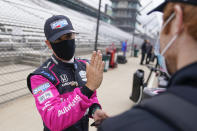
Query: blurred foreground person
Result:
<box><xmin>98</xmin><ymin>0</ymin><xmax>197</xmax><ymax>131</ymax></box>
<box><xmin>27</xmin><ymin>15</ymin><xmax>107</xmax><ymax>131</ymax></box>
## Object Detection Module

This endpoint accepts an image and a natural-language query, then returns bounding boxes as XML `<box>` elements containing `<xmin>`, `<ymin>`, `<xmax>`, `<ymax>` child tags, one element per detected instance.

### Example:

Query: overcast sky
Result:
<box><xmin>139</xmin><ymin>0</ymin><xmax>165</xmax><ymax>33</ymax></box>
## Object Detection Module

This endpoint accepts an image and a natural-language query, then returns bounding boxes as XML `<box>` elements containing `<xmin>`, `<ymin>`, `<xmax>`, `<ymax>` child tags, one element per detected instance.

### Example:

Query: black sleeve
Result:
<box><xmin>97</xmin><ymin>125</ymin><xmax>104</xmax><ymax>131</ymax></box>
<box><xmin>89</xmin><ymin>103</ymin><xmax>101</xmax><ymax>116</ymax></box>
<box><xmin>97</xmin><ymin>108</ymin><xmax>174</xmax><ymax>131</ymax></box>
<box><xmin>80</xmin><ymin>86</ymin><xmax>94</xmax><ymax>98</ymax></box>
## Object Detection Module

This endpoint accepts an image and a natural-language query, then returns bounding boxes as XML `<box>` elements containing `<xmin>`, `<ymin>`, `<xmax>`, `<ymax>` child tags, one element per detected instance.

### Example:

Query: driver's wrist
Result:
<box><xmin>80</xmin><ymin>85</ymin><xmax>94</xmax><ymax>98</ymax></box>
<box><xmin>85</xmin><ymin>83</ymin><xmax>96</xmax><ymax>92</ymax></box>
<box><xmin>92</xmin><ymin>107</ymin><xmax>101</xmax><ymax>116</ymax></box>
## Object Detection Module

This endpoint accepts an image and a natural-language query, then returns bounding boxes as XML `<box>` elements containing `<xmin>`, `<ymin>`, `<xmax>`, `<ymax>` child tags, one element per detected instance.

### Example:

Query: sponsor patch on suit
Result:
<box><xmin>33</xmin><ymin>82</ymin><xmax>50</xmax><ymax>94</ymax></box>
<box><xmin>38</xmin><ymin>91</ymin><xmax>53</xmax><ymax>104</ymax></box>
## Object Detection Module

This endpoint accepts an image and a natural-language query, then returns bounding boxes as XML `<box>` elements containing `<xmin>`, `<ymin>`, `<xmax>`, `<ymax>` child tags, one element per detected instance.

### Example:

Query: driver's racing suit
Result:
<box><xmin>27</xmin><ymin>55</ymin><xmax>101</xmax><ymax>131</ymax></box>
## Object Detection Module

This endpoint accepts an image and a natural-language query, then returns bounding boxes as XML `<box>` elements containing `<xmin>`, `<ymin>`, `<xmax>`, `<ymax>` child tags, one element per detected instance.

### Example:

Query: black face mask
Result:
<box><xmin>50</xmin><ymin>39</ymin><xmax>75</xmax><ymax>61</ymax></box>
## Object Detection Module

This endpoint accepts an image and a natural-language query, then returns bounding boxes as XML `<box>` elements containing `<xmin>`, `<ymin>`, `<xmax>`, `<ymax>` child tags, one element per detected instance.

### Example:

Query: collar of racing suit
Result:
<box><xmin>51</xmin><ymin>54</ymin><xmax>78</xmax><ymax>70</ymax></box>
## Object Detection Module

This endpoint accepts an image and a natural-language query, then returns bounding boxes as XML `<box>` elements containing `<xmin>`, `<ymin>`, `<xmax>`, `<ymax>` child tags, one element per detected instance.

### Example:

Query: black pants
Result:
<box><xmin>140</xmin><ymin>53</ymin><xmax>146</xmax><ymax>65</ymax></box>
<box><xmin>146</xmin><ymin>53</ymin><xmax>152</xmax><ymax>64</ymax></box>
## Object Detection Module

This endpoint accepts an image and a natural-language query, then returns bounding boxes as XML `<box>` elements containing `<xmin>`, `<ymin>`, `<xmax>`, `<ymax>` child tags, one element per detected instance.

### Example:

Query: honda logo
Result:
<box><xmin>60</xmin><ymin>74</ymin><xmax>68</xmax><ymax>83</ymax></box>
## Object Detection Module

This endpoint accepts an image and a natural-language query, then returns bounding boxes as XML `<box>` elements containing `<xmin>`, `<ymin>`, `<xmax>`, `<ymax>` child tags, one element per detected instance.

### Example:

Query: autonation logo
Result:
<box><xmin>58</xmin><ymin>95</ymin><xmax>82</xmax><ymax>117</ymax></box>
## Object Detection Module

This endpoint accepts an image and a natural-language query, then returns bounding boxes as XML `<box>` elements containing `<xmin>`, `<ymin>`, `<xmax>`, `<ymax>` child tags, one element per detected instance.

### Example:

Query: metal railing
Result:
<box><xmin>0</xmin><ymin>33</ymin><xmax>120</xmax><ymax>104</ymax></box>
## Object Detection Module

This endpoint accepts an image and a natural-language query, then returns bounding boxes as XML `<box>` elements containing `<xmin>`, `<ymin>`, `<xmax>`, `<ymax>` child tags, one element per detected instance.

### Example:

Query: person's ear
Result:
<box><xmin>171</xmin><ymin>5</ymin><xmax>184</xmax><ymax>35</ymax></box>
<box><xmin>45</xmin><ymin>40</ymin><xmax>52</xmax><ymax>49</ymax></box>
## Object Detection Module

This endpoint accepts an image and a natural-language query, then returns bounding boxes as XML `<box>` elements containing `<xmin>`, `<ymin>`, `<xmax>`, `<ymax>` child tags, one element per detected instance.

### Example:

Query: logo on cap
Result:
<box><xmin>50</xmin><ymin>19</ymin><xmax>68</xmax><ymax>30</ymax></box>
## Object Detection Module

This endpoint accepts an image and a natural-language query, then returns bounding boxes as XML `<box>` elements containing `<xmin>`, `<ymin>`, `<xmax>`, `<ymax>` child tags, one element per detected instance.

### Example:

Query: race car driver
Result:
<box><xmin>27</xmin><ymin>15</ymin><xmax>108</xmax><ymax>131</ymax></box>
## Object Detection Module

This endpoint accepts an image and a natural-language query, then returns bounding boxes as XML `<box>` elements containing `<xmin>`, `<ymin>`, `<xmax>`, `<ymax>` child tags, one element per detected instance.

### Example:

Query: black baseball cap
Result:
<box><xmin>44</xmin><ymin>15</ymin><xmax>76</xmax><ymax>42</ymax></box>
<box><xmin>148</xmin><ymin>0</ymin><xmax>197</xmax><ymax>15</ymax></box>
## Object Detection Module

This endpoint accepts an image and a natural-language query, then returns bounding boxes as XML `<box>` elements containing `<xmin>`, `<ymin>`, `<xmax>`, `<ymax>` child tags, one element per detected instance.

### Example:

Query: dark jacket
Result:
<box><xmin>141</xmin><ymin>42</ymin><xmax>147</xmax><ymax>54</ymax></box>
<box><xmin>98</xmin><ymin>62</ymin><xmax>197</xmax><ymax>131</ymax></box>
<box><xmin>146</xmin><ymin>44</ymin><xmax>153</xmax><ymax>54</ymax></box>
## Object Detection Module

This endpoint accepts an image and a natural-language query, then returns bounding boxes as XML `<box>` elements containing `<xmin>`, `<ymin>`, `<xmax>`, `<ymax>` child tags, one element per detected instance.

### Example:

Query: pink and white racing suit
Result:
<box><xmin>27</xmin><ymin>55</ymin><xmax>101</xmax><ymax>131</ymax></box>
